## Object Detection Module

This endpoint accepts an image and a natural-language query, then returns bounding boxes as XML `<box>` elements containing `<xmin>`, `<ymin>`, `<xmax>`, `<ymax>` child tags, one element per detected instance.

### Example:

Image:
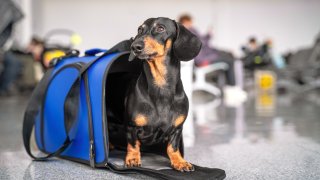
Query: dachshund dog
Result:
<box><xmin>125</xmin><ymin>17</ymin><xmax>201</xmax><ymax>172</ymax></box>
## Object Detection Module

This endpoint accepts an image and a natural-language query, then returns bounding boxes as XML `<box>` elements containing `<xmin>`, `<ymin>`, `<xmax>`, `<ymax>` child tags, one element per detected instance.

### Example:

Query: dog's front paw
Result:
<box><xmin>125</xmin><ymin>154</ymin><xmax>141</xmax><ymax>167</ymax></box>
<box><xmin>125</xmin><ymin>141</ymin><xmax>141</xmax><ymax>167</ymax></box>
<box><xmin>167</xmin><ymin>144</ymin><xmax>194</xmax><ymax>172</ymax></box>
<box><xmin>171</xmin><ymin>161</ymin><xmax>194</xmax><ymax>172</ymax></box>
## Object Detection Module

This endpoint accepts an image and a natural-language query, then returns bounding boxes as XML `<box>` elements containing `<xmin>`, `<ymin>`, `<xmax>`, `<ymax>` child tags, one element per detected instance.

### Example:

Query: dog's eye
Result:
<box><xmin>156</xmin><ymin>26</ymin><xmax>165</xmax><ymax>33</ymax></box>
<box><xmin>138</xmin><ymin>27</ymin><xmax>143</xmax><ymax>34</ymax></box>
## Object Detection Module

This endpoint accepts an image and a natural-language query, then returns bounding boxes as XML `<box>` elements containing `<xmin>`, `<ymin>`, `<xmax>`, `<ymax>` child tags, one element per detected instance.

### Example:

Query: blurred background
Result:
<box><xmin>1</xmin><ymin>0</ymin><xmax>320</xmax><ymax>179</ymax></box>
<box><xmin>10</xmin><ymin>0</ymin><xmax>320</xmax><ymax>54</ymax></box>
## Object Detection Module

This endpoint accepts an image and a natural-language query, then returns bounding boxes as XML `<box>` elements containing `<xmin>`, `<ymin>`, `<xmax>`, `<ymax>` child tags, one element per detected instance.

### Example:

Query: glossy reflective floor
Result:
<box><xmin>1</xmin><ymin>90</ymin><xmax>320</xmax><ymax>180</ymax></box>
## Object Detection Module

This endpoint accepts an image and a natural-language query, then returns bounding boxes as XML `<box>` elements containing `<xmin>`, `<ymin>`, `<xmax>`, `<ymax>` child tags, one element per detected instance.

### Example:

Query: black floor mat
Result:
<box><xmin>108</xmin><ymin>150</ymin><xmax>226</xmax><ymax>180</ymax></box>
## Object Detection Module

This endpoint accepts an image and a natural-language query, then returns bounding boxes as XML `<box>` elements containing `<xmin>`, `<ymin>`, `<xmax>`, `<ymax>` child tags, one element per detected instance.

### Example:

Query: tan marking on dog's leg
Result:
<box><xmin>174</xmin><ymin>115</ymin><xmax>186</xmax><ymax>127</ymax></box>
<box><xmin>134</xmin><ymin>114</ymin><xmax>148</xmax><ymax>126</ymax></box>
<box><xmin>125</xmin><ymin>140</ymin><xmax>141</xmax><ymax>167</ymax></box>
<box><xmin>167</xmin><ymin>144</ymin><xmax>193</xmax><ymax>172</ymax></box>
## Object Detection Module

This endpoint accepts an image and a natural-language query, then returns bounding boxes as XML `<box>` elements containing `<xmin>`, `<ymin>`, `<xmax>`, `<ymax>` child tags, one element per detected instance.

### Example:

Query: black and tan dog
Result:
<box><xmin>124</xmin><ymin>17</ymin><xmax>201</xmax><ymax>172</ymax></box>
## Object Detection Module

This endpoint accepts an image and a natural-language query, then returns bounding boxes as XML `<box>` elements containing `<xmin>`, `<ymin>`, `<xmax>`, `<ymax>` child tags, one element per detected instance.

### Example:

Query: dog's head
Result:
<box><xmin>129</xmin><ymin>17</ymin><xmax>202</xmax><ymax>62</ymax></box>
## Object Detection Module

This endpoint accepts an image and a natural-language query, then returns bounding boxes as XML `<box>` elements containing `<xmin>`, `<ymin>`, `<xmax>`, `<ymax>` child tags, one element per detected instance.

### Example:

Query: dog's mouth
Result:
<box><xmin>134</xmin><ymin>51</ymin><xmax>158</xmax><ymax>60</ymax></box>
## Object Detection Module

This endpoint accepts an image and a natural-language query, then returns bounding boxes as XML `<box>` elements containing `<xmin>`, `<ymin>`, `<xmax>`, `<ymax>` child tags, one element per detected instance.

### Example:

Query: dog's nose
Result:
<box><xmin>131</xmin><ymin>42</ymin><xmax>144</xmax><ymax>54</ymax></box>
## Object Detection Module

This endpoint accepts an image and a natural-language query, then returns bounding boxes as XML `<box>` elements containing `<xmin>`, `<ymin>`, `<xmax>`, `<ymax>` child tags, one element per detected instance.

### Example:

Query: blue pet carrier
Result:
<box><xmin>22</xmin><ymin>40</ymin><xmax>226</xmax><ymax>180</ymax></box>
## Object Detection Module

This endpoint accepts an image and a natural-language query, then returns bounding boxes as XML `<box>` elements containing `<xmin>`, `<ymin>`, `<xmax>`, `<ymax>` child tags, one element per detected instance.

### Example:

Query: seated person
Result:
<box><xmin>242</xmin><ymin>37</ymin><xmax>259</xmax><ymax>54</ymax></box>
<box><xmin>0</xmin><ymin>50</ymin><xmax>22</xmax><ymax>95</ymax></box>
<box><xmin>0</xmin><ymin>37</ymin><xmax>44</xmax><ymax>96</ymax></box>
<box><xmin>178</xmin><ymin>14</ymin><xmax>236</xmax><ymax>87</ymax></box>
<box><xmin>241</xmin><ymin>37</ymin><xmax>273</xmax><ymax>70</ymax></box>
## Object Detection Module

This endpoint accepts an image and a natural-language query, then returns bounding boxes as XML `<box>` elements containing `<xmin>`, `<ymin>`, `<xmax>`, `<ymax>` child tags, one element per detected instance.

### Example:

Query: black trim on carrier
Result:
<box><xmin>22</xmin><ymin>62</ymin><xmax>84</xmax><ymax>161</ymax></box>
<box><xmin>35</xmin><ymin>51</ymin><xmax>133</xmax><ymax>166</ymax></box>
<box><xmin>42</xmin><ymin>52</ymin><xmax>136</xmax><ymax>167</ymax></box>
<box><xmin>97</xmin><ymin>51</ymin><xmax>132</xmax><ymax>167</ymax></box>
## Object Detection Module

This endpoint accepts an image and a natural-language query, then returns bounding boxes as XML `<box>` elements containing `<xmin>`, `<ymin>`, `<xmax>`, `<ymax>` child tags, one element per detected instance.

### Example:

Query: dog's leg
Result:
<box><xmin>125</xmin><ymin>127</ymin><xmax>141</xmax><ymax>167</ymax></box>
<box><xmin>167</xmin><ymin>128</ymin><xmax>194</xmax><ymax>172</ymax></box>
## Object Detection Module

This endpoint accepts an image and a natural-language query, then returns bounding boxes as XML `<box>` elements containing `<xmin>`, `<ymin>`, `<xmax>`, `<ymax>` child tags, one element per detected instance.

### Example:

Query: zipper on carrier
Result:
<box><xmin>89</xmin><ymin>140</ymin><xmax>95</xmax><ymax>168</ymax></box>
<box><xmin>84</xmin><ymin>73</ymin><xmax>96</xmax><ymax>168</ymax></box>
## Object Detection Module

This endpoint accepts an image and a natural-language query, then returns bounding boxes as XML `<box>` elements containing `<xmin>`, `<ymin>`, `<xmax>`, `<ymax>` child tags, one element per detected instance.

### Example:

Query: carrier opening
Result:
<box><xmin>105</xmin><ymin>53</ymin><xmax>141</xmax><ymax>151</ymax></box>
<box><xmin>104</xmin><ymin>53</ymin><xmax>173</xmax><ymax>169</ymax></box>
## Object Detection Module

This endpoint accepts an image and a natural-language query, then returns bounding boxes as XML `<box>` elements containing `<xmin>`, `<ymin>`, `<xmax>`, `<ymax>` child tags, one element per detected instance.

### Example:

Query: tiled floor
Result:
<box><xmin>0</xmin><ymin>91</ymin><xmax>320</xmax><ymax>179</ymax></box>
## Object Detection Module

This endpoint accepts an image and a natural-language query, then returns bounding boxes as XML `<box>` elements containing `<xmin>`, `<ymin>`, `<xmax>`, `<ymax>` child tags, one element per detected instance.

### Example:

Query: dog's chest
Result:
<box><xmin>137</xmin><ymin>119</ymin><xmax>175</xmax><ymax>145</ymax></box>
<box><xmin>136</xmin><ymin>102</ymin><xmax>186</xmax><ymax>144</ymax></box>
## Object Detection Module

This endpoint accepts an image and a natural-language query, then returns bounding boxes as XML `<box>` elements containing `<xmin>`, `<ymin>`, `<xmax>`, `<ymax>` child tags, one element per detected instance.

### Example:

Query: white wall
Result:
<box><xmin>32</xmin><ymin>0</ymin><xmax>214</xmax><ymax>51</ymax></box>
<box><xmin>31</xmin><ymin>0</ymin><xmax>320</xmax><ymax>56</ymax></box>
<box><xmin>7</xmin><ymin>0</ymin><xmax>32</xmax><ymax>48</ymax></box>
<box><xmin>211</xmin><ymin>0</ymin><xmax>320</xmax><ymax>56</ymax></box>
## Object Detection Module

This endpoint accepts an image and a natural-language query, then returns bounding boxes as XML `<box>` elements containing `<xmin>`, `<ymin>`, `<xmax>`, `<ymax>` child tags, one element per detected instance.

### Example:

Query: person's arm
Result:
<box><xmin>202</xmin><ymin>33</ymin><xmax>211</xmax><ymax>46</ymax></box>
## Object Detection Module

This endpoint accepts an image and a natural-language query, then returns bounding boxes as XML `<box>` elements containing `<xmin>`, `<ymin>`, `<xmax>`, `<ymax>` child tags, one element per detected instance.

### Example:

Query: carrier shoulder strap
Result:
<box><xmin>22</xmin><ymin>62</ymin><xmax>92</xmax><ymax>161</ymax></box>
<box><xmin>21</xmin><ymin>58</ymin><xmax>98</xmax><ymax>161</ymax></box>
<box><xmin>22</xmin><ymin>68</ymin><xmax>72</xmax><ymax>160</ymax></box>
<box><xmin>22</xmin><ymin>38</ymin><xmax>133</xmax><ymax>161</ymax></box>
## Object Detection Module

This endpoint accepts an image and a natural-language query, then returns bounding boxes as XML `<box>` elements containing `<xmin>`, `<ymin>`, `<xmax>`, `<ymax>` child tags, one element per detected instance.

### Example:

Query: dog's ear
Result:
<box><xmin>173</xmin><ymin>22</ymin><xmax>202</xmax><ymax>61</ymax></box>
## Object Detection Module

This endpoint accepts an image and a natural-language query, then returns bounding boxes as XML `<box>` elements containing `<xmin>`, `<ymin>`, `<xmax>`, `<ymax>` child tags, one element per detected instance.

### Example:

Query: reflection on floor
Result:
<box><xmin>1</xmin><ymin>91</ymin><xmax>320</xmax><ymax>179</ymax></box>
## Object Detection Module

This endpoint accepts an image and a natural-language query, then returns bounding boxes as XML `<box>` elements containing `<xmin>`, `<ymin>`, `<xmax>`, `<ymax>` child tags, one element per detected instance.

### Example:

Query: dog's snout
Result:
<box><xmin>131</xmin><ymin>42</ymin><xmax>144</xmax><ymax>54</ymax></box>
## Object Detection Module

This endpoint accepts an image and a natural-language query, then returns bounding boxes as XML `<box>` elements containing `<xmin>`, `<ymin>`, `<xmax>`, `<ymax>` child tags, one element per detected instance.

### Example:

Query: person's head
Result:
<box><xmin>264</xmin><ymin>38</ymin><xmax>273</xmax><ymax>47</ymax></box>
<box><xmin>249</xmin><ymin>37</ymin><xmax>257</xmax><ymax>45</ymax></box>
<box><xmin>30</xmin><ymin>37</ymin><xmax>43</xmax><ymax>46</ymax></box>
<box><xmin>248</xmin><ymin>36</ymin><xmax>258</xmax><ymax>51</ymax></box>
<box><xmin>178</xmin><ymin>14</ymin><xmax>193</xmax><ymax>29</ymax></box>
<box><xmin>27</xmin><ymin>36</ymin><xmax>44</xmax><ymax>61</ymax></box>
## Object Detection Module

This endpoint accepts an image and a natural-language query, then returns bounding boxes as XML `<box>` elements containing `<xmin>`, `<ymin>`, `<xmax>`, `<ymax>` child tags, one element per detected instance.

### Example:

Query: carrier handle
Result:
<box><xmin>84</xmin><ymin>48</ymin><xmax>107</xmax><ymax>56</ymax></box>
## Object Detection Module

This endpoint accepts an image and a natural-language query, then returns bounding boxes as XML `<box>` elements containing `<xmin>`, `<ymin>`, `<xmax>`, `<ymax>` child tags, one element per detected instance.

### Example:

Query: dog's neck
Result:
<box><xmin>138</xmin><ymin>45</ymin><xmax>182</xmax><ymax>99</ymax></box>
<box><xmin>143</xmin><ymin>53</ymin><xmax>180</xmax><ymax>87</ymax></box>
